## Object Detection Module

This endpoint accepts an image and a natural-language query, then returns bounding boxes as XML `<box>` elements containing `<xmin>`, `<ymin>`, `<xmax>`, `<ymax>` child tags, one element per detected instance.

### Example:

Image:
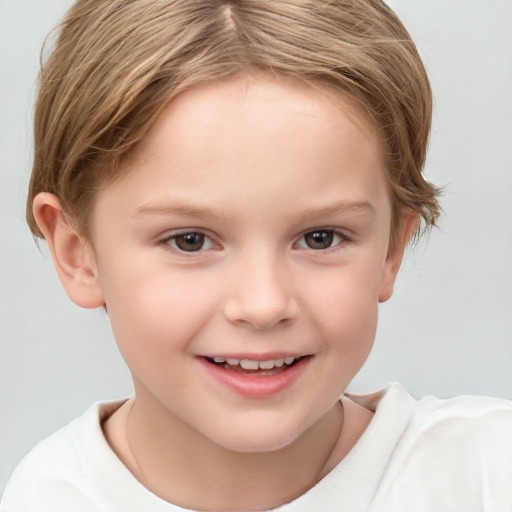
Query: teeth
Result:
<box><xmin>240</xmin><ymin>359</ymin><xmax>259</xmax><ymax>370</ymax></box>
<box><xmin>258</xmin><ymin>360</ymin><xmax>276</xmax><ymax>370</ymax></box>
<box><xmin>212</xmin><ymin>356</ymin><xmax>299</xmax><ymax>369</ymax></box>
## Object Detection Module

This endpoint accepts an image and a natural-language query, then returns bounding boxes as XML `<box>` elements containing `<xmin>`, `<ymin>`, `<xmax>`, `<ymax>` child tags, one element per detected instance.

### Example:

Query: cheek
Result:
<box><xmin>301</xmin><ymin>260</ymin><xmax>382</xmax><ymax>349</ymax></box>
<box><xmin>295</xmin><ymin>266</ymin><xmax>380</xmax><ymax>408</ymax></box>
<box><xmin>99</xmin><ymin>263</ymin><xmax>215</xmax><ymax>366</ymax></box>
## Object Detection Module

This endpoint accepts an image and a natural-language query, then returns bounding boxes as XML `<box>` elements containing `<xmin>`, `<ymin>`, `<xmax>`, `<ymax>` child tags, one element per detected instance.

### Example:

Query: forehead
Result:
<box><xmin>135</xmin><ymin>74</ymin><xmax>378</xmax><ymax>162</ymax></box>
<box><xmin>95</xmin><ymin>74</ymin><xmax>389</xmax><ymax>226</ymax></box>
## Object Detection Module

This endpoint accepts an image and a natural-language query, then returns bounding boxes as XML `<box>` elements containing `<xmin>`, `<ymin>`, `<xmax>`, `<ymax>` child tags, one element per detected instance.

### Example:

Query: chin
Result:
<box><xmin>205</xmin><ymin>419</ymin><xmax>306</xmax><ymax>454</ymax></box>
<box><xmin>220</xmin><ymin>436</ymin><xmax>297</xmax><ymax>454</ymax></box>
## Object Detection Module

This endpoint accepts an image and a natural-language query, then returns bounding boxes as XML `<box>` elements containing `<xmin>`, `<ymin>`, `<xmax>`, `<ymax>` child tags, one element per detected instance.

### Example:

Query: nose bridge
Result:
<box><xmin>224</xmin><ymin>246</ymin><xmax>297</xmax><ymax>329</ymax></box>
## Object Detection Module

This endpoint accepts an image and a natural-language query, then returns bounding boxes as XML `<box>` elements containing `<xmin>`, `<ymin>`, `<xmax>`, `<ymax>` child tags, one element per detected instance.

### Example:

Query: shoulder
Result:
<box><xmin>353</xmin><ymin>381</ymin><xmax>512</xmax><ymax>429</ymax></box>
<box><xmin>280</xmin><ymin>386</ymin><xmax>512</xmax><ymax>512</ymax></box>
<box><xmin>405</xmin><ymin>386</ymin><xmax>512</xmax><ymax>449</ymax></box>
<box><xmin>1</xmin><ymin>401</ymin><xmax>125</xmax><ymax>512</ymax></box>
<box><xmin>370</xmin><ymin>383</ymin><xmax>512</xmax><ymax>460</ymax></box>
<box><xmin>369</xmin><ymin>384</ymin><xmax>512</xmax><ymax>510</ymax></box>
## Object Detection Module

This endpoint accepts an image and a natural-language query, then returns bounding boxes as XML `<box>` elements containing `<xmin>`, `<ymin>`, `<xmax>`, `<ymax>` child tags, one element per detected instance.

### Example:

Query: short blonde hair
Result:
<box><xmin>28</xmin><ymin>0</ymin><xmax>440</xmax><ymax>246</ymax></box>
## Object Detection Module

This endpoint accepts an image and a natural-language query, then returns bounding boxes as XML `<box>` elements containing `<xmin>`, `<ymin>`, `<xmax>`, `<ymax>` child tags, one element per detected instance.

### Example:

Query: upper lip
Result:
<box><xmin>199</xmin><ymin>352</ymin><xmax>312</xmax><ymax>361</ymax></box>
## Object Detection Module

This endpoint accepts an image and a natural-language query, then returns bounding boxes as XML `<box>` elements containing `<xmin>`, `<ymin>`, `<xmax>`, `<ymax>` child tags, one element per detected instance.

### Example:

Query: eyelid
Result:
<box><xmin>294</xmin><ymin>227</ymin><xmax>350</xmax><ymax>250</ymax></box>
<box><xmin>158</xmin><ymin>228</ymin><xmax>219</xmax><ymax>253</ymax></box>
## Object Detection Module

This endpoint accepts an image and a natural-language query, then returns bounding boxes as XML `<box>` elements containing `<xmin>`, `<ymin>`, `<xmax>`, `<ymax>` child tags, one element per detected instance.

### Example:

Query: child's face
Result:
<box><xmin>88</xmin><ymin>75</ymin><xmax>403</xmax><ymax>452</ymax></box>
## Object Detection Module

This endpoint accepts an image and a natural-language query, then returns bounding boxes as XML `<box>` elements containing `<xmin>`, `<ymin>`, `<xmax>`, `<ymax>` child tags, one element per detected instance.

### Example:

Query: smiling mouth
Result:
<box><xmin>203</xmin><ymin>355</ymin><xmax>306</xmax><ymax>375</ymax></box>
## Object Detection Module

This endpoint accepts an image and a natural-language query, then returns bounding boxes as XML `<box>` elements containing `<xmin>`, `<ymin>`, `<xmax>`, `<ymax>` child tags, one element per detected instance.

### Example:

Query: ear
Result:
<box><xmin>378</xmin><ymin>211</ymin><xmax>418</xmax><ymax>303</ymax></box>
<box><xmin>32</xmin><ymin>192</ymin><xmax>105</xmax><ymax>309</ymax></box>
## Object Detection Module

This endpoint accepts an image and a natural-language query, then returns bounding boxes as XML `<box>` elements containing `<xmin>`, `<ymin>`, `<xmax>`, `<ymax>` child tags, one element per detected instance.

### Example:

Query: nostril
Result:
<box><xmin>225</xmin><ymin>306</ymin><xmax>296</xmax><ymax>330</ymax></box>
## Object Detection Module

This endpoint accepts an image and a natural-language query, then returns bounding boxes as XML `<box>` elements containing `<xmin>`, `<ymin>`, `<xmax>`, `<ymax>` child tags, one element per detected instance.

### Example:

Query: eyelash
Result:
<box><xmin>160</xmin><ymin>231</ymin><xmax>216</xmax><ymax>253</ymax></box>
<box><xmin>296</xmin><ymin>229</ymin><xmax>348</xmax><ymax>251</ymax></box>
<box><xmin>158</xmin><ymin>228</ymin><xmax>348</xmax><ymax>254</ymax></box>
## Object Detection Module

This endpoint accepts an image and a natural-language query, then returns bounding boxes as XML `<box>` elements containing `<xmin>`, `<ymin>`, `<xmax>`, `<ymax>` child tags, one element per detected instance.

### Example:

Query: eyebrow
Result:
<box><xmin>295</xmin><ymin>201</ymin><xmax>375</xmax><ymax>221</ymax></box>
<box><xmin>132</xmin><ymin>202</ymin><xmax>232</xmax><ymax>221</ymax></box>
<box><xmin>132</xmin><ymin>200</ymin><xmax>375</xmax><ymax>222</ymax></box>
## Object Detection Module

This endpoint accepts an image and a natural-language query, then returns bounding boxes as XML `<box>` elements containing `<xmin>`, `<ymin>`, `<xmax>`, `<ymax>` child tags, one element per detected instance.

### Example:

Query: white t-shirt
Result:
<box><xmin>2</xmin><ymin>383</ymin><xmax>512</xmax><ymax>511</ymax></box>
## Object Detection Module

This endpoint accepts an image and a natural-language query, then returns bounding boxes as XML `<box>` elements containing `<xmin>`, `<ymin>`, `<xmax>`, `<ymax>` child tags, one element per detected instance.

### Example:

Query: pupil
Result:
<box><xmin>306</xmin><ymin>230</ymin><xmax>333</xmax><ymax>249</ymax></box>
<box><xmin>176</xmin><ymin>233</ymin><xmax>204</xmax><ymax>252</ymax></box>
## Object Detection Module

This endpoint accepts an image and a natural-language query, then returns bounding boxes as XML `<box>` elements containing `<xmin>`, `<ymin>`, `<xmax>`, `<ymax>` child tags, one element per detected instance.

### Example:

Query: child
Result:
<box><xmin>2</xmin><ymin>0</ymin><xmax>511</xmax><ymax>510</ymax></box>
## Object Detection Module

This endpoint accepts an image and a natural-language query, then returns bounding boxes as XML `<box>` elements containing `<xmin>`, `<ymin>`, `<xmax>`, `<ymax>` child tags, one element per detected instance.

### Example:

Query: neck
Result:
<box><xmin>119</xmin><ymin>386</ymin><xmax>344</xmax><ymax>511</ymax></box>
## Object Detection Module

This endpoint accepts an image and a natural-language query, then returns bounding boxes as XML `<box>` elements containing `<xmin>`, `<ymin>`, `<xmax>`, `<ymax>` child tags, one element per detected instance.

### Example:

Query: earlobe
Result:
<box><xmin>32</xmin><ymin>192</ymin><xmax>105</xmax><ymax>309</ymax></box>
<box><xmin>378</xmin><ymin>212</ymin><xmax>418</xmax><ymax>303</ymax></box>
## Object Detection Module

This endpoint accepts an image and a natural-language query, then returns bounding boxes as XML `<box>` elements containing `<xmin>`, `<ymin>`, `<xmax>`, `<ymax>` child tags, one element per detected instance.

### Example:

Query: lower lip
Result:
<box><xmin>197</xmin><ymin>356</ymin><xmax>311</xmax><ymax>399</ymax></box>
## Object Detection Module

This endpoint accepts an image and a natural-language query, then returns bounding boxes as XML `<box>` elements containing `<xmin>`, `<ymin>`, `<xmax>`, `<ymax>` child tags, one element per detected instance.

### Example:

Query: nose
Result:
<box><xmin>223</xmin><ymin>251</ymin><xmax>299</xmax><ymax>330</ymax></box>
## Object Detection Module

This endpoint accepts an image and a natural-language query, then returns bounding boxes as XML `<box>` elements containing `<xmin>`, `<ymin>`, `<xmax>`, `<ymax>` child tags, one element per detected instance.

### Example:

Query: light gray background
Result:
<box><xmin>1</xmin><ymin>0</ymin><xmax>511</xmax><ymax>494</ymax></box>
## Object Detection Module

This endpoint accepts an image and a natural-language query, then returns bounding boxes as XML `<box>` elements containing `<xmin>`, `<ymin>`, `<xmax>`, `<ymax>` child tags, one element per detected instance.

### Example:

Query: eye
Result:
<box><xmin>165</xmin><ymin>232</ymin><xmax>214</xmax><ymax>252</ymax></box>
<box><xmin>297</xmin><ymin>229</ymin><xmax>345</xmax><ymax>250</ymax></box>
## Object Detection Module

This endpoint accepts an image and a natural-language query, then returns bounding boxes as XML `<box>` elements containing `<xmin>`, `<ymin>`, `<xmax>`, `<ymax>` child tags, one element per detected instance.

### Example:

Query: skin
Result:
<box><xmin>34</xmin><ymin>74</ymin><xmax>416</xmax><ymax>511</ymax></box>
